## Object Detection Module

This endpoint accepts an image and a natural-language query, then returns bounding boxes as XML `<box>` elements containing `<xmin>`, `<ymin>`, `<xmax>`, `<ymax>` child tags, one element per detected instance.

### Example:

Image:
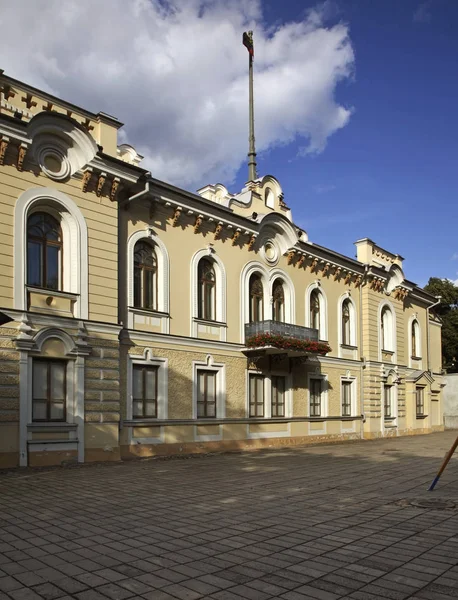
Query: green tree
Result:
<box><xmin>424</xmin><ymin>278</ymin><xmax>458</xmax><ymax>372</ymax></box>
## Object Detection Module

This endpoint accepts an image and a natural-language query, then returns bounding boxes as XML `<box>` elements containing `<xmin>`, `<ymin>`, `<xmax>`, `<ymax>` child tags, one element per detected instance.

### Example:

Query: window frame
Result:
<box><xmin>133</xmin><ymin>240</ymin><xmax>158</xmax><ymax>311</ymax></box>
<box><xmin>416</xmin><ymin>386</ymin><xmax>425</xmax><ymax>418</ymax></box>
<box><xmin>384</xmin><ymin>384</ymin><xmax>393</xmax><ymax>420</ymax></box>
<box><xmin>197</xmin><ymin>258</ymin><xmax>216</xmax><ymax>321</ymax></box>
<box><xmin>249</xmin><ymin>274</ymin><xmax>264</xmax><ymax>323</ymax></box>
<box><xmin>309</xmin><ymin>377</ymin><xmax>323</xmax><ymax>417</ymax></box>
<box><xmin>132</xmin><ymin>364</ymin><xmax>159</xmax><ymax>419</ymax></box>
<box><xmin>341</xmin><ymin>380</ymin><xmax>352</xmax><ymax>417</ymax></box>
<box><xmin>249</xmin><ymin>374</ymin><xmax>265</xmax><ymax>417</ymax></box>
<box><xmin>32</xmin><ymin>358</ymin><xmax>67</xmax><ymax>423</ymax></box>
<box><xmin>271</xmin><ymin>375</ymin><xmax>286</xmax><ymax>417</ymax></box>
<box><xmin>272</xmin><ymin>279</ymin><xmax>285</xmax><ymax>323</ymax></box>
<box><xmin>196</xmin><ymin>370</ymin><xmax>217</xmax><ymax>418</ymax></box>
<box><xmin>27</xmin><ymin>211</ymin><xmax>63</xmax><ymax>292</ymax></box>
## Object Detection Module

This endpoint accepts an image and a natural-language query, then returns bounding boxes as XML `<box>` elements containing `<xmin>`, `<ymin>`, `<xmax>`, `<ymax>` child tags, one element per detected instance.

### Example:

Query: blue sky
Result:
<box><xmin>232</xmin><ymin>0</ymin><xmax>458</xmax><ymax>287</ymax></box>
<box><xmin>1</xmin><ymin>0</ymin><xmax>456</xmax><ymax>288</ymax></box>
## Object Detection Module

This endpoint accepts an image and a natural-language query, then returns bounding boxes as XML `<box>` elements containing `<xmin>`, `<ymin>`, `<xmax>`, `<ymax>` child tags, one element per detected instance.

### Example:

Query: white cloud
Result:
<box><xmin>0</xmin><ymin>0</ymin><xmax>354</xmax><ymax>189</ymax></box>
<box><xmin>313</xmin><ymin>184</ymin><xmax>336</xmax><ymax>194</ymax></box>
<box><xmin>413</xmin><ymin>1</ymin><xmax>432</xmax><ymax>23</ymax></box>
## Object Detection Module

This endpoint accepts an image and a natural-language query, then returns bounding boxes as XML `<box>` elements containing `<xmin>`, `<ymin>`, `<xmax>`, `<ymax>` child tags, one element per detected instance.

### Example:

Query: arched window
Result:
<box><xmin>412</xmin><ymin>320</ymin><xmax>420</xmax><ymax>357</ymax></box>
<box><xmin>27</xmin><ymin>212</ymin><xmax>62</xmax><ymax>290</ymax></box>
<box><xmin>198</xmin><ymin>258</ymin><xmax>216</xmax><ymax>320</ymax></box>
<box><xmin>310</xmin><ymin>289</ymin><xmax>321</xmax><ymax>331</ymax></box>
<box><xmin>342</xmin><ymin>299</ymin><xmax>351</xmax><ymax>346</ymax></box>
<box><xmin>272</xmin><ymin>279</ymin><xmax>285</xmax><ymax>322</ymax></box>
<box><xmin>134</xmin><ymin>241</ymin><xmax>157</xmax><ymax>310</ymax></box>
<box><xmin>381</xmin><ymin>306</ymin><xmax>394</xmax><ymax>351</ymax></box>
<box><xmin>249</xmin><ymin>274</ymin><xmax>264</xmax><ymax>322</ymax></box>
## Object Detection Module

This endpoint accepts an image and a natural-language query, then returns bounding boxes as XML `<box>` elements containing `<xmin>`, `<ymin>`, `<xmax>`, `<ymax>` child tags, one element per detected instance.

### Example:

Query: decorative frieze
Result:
<box><xmin>297</xmin><ymin>254</ymin><xmax>306</xmax><ymax>268</ymax></box>
<box><xmin>310</xmin><ymin>258</ymin><xmax>318</xmax><ymax>273</ymax></box>
<box><xmin>21</xmin><ymin>93</ymin><xmax>37</xmax><ymax>109</ymax></box>
<box><xmin>334</xmin><ymin>267</ymin><xmax>342</xmax><ymax>281</ymax></box>
<box><xmin>287</xmin><ymin>250</ymin><xmax>296</xmax><ymax>265</ymax></box>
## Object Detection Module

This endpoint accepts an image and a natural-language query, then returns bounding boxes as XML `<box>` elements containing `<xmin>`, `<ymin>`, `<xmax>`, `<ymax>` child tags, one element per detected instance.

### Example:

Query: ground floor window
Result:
<box><xmin>32</xmin><ymin>359</ymin><xmax>66</xmax><ymax>422</ymax></box>
<box><xmin>384</xmin><ymin>385</ymin><xmax>393</xmax><ymax>419</ymax></box>
<box><xmin>249</xmin><ymin>374</ymin><xmax>265</xmax><ymax>417</ymax></box>
<box><xmin>341</xmin><ymin>380</ymin><xmax>352</xmax><ymax>417</ymax></box>
<box><xmin>271</xmin><ymin>376</ymin><xmax>285</xmax><ymax>417</ymax></box>
<box><xmin>197</xmin><ymin>370</ymin><xmax>217</xmax><ymax>418</ymax></box>
<box><xmin>416</xmin><ymin>386</ymin><xmax>425</xmax><ymax>417</ymax></box>
<box><xmin>133</xmin><ymin>365</ymin><xmax>158</xmax><ymax>418</ymax></box>
<box><xmin>309</xmin><ymin>378</ymin><xmax>323</xmax><ymax>417</ymax></box>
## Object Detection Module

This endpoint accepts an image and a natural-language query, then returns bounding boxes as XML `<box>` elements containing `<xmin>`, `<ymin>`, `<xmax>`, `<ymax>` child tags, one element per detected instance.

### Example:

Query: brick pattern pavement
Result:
<box><xmin>1</xmin><ymin>432</ymin><xmax>458</xmax><ymax>600</ymax></box>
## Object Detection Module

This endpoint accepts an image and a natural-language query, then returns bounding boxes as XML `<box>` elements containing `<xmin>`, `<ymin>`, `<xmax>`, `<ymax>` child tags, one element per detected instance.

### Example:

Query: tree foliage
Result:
<box><xmin>424</xmin><ymin>278</ymin><xmax>458</xmax><ymax>372</ymax></box>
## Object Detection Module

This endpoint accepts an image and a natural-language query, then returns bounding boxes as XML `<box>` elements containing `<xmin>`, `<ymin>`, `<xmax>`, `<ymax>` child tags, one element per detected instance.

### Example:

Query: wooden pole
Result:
<box><xmin>428</xmin><ymin>434</ymin><xmax>458</xmax><ymax>490</ymax></box>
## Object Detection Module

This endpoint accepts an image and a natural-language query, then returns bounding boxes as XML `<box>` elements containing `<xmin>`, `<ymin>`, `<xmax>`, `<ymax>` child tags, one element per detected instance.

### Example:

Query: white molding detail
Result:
<box><xmin>190</xmin><ymin>248</ymin><xmax>227</xmax><ymax>340</ymax></box>
<box><xmin>340</xmin><ymin>375</ymin><xmax>358</xmax><ymax>430</ymax></box>
<box><xmin>14</xmin><ymin>187</ymin><xmax>89</xmax><ymax>319</ymax></box>
<box><xmin>305</xmin><ymin>282</ymin><xmax>328</xmax><ymax>341</ymax></box>
<box><xmin>126</xmin><ymin>229</ymin><xmax>170</xmax><ymax>332</ymax></box>
<box><xmin>192</xmin><ymin>355</ymin><xmax>226</xmax><ymax>423</ymax></box>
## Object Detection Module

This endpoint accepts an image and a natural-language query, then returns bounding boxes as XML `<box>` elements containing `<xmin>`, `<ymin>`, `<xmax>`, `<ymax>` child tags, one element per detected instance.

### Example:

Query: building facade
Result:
<box><xmin>0</xmin><ymin>72</ymin><xmax>444</xmax><ymax>468</ymax></box>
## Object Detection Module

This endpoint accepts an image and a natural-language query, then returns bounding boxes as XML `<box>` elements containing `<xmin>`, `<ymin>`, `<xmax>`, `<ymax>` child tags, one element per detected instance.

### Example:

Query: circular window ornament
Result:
<box><xmin>36</xmin><ymin>144</ymin><xmax>71</xmax><ymax>181</ymax></box>
<box><xmin>262</xmin><ymin>241</ymin><xmax>279</xmax><ymax>265</ymax></box>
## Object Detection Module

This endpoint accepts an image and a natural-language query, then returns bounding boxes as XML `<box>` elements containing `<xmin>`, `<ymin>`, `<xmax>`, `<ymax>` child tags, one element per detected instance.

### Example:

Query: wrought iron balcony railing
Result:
<box><xmin>245</xmin><ymin>320</ymin><xmax>319</xmax><ymax>343</ymax></box>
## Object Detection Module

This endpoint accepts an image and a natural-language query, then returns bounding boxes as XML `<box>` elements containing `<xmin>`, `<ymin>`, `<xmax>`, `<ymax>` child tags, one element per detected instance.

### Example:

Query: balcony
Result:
<box><xmin>243</xmin><ymin>320</ymin><xmax>330</xmax><ymax>358</ymax></box>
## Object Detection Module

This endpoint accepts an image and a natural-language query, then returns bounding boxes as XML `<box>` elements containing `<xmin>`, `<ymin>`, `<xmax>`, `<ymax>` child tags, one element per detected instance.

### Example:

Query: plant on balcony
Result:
<box><xmin>245</xmin><ymin>333</ymin><xmax>331</xmax><ymax>355</ymax></box>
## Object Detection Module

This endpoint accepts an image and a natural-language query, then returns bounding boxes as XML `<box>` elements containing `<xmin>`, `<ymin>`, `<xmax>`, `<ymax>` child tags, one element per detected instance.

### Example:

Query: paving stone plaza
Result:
<box><xmin>1</xmin><ymin>433</ymin><xmax>458</xmax><ymax>600</ymax></box>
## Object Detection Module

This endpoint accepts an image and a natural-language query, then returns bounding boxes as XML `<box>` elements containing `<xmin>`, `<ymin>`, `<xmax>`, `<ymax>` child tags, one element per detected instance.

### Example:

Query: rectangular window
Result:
<box><xmin>416</xmin><ymin>386</ymin><xmax>424</xmax><ymax>417</ymax></box>
<box><xmin>132</xmin><ymin>365</ymin><xmax>158</xmax><ymax>418</ymax></box>
<box><xmin>271</xmin><ymin>376</ymin><xmax>285</xmax><ymax>417</ymax></box>
<box><xmin>341</xmin><ymin>381</ymin><xmax>352</xmax><ymax>417</ymax></box>
<box><xmin>249</xmin><ymin>374</ymin><xmax>264</xmax><ymax>417</ymax></box>
<box><xmin>32</xmin><ymin>359</ymin><xmax>66</xmax><ymax>422</ymax></box>
<box><xmin>384</xmin><ymin>385</ymin><xmax>392</xmax><ymax>419</ymax></box>
<box><xmin>197</xmin><ymin>370</ymin><xmax>217</xmax><ymax>418</ymax></box>
<box><xmin>309</xmin><ymin>378</ymin><xmax>322</xmax><ymax>417</ymax></box>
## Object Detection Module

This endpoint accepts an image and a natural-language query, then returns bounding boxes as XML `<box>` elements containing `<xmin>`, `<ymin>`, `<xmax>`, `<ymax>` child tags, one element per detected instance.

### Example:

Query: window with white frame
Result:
<box><xmin>196</xmin><ymin>370</ymin><xmax>217</xmax><ymax>418</ymax></box>
<box><xmin>32</xmin><ymin>359</ymin><xmax>67</xmax><ymax>422</ymax></box>
<box><xmin>15</xmin><ymin>188</ymin><xmax>89</xmax><ymax>319</ymax></box>
<box><xmin>133</xmin><ymin>241</ymin><xmax>158</xmax><ymax>311</ymax></box>
<box><xmin>416</xmin><ymin>386</ymin><xmax>425</xmax><ymax>417</ymax></box>
<box><xmin>307</xmin><ymin>286</ymin><xmax>327</xmax><ymax>341</ymax></box>
<box><xmin>248</xmin><ymin>373</ymin><xmax>289</xmax><ymax>419</ymax></box>
<box><xmin>193</xmin><ymin>357</ymin><xmax>225</xmax><ymax>420</ymax></box>
<box><xmin>128</xmin><ymin>351</ymin><xmax>168</xmax><ymax>421</ymax></box>
<box><xmin>384</xmin><ymin>384</ymin><xmax>393</xmax><ymax>420</ymax></box>
<box><xmin>341</xmin><ymin>380</ymin><xmax>353</xmax><ymax>417</ymax></box>
<box><xmin>198</xmin><ymin>258</ymin><xmax>216</xmax><ymax>321</ymax></box>
<box><xmin>381</xmin><ymin>306</ymin><xmax>395</xmax><ymax>352</ymax></box>
<box><xmin>132</xmin><ymin>365</ymin><xmax>158</xmax><ymax>418</ymax></box>
<box><xmin>272</xmin><ymin>279</ymin><xmax>285</xmax><ymax>322</ymax></box>
<box><xmin>191</xmin><ymin>250</ymin><xmax>226</xmax><ymax>336</ymax></box>
<box><xmin>309</xmin><ymin>377</ymin><xmax>323</xmax><ymax>417</ymax></box>
<box><xmin>249</xmin><ymin>274</ymin><xmax>264</xmax><ymax>323</ymax></box>
<box><xmin>341</xmin><ymin>298</ymin><xmax>356</xmax><ymax>347</ymax></box>
<box><xmin>411</xmin><ymin>320</ymin><xmax>421</xmax><ymax>358</ymax></box>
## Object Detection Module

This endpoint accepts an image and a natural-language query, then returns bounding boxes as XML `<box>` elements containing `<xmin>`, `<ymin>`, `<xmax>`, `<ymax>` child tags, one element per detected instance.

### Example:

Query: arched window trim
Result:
<box><xmin>191</xmin><ymin>249</ymin><xmax>226</xmax><ymax>338</ymax></box>
<box><xmin>305</xmin><ymin>283</ymin><xmax>328</xmax><ymax>341</ymax></box>
<box><xmin>127</xmin><ymin>229</ymin><xmax>170</xmax><ymax>330</ymax></box>
<box><xmin>268</xmin><ymin>269</ymin><xmax>295</xmax><ymax>324</ymax></box>
<box><xmin>240</xmin><ymin>262</ymin><xmax>269</xmax><ymax>342</ymax></box>
<box><xmin>14</xmin><ymin>187</ymin><xmax>88</xmax><ymax>319</ymax></box>
<box><xmin>27</xmin><ymin>211</ymin><xmax>63</xmax><ymax>291</ymax></box>
<box><xmin>337</xmin><ymin>294</ymin><xmax>357</xmax><ymax>352</ymax></box>
<box><xmin>378</xmin><ymin>302</ymin><xmax>397</xmax><ymax>358</ymax></box>
<box><xmin>249</xmin><ymin>273</ymin><xmax>264</xmax><ymax>323</ymax></box>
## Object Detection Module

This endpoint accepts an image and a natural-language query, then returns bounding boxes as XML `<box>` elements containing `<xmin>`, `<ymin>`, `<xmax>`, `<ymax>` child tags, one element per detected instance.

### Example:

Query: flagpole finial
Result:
<box><xmin>243</xmin><ymin>30</ymin><xmax>257</xmax><ymax>181</ymax></box>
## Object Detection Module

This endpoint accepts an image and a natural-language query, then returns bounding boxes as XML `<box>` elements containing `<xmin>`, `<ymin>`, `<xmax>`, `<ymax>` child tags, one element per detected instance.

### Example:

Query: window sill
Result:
<box><xmin>128</xmin><ymin>307</ymin><xmax>169</xmax><ymax>317</ymax></box>
<box><xmin>27</xmin><ymin>286</ymin><xmax>79</xmax><ymax>300</ymax></box>
<box><xmin>411</xmin><ymin>356</ymin><xmax>422</xmax><ymax>361</ymax></box>
<box><xmin>341</xmin><ymin>344</ymin><xmax>358</xmax><ymax>350</ymax></box>
<box><xmin>382</xmin><ymin>349</ymin><xmax>395</xmax><ymax>355</ymax></box>
<box><xmin>416</xmin><ymin>414</ymin><xmax>428</xmax><ymax>420</ymax></box>
<box><xmin>193</xmin><ymin>318</ymin><xmax>227</xmax><ymax>327</ymax></box>
<box><xmin>27</xmin><ymin>423</ymin><xmax>77</xmax><ymax>432</ymax></box>
<box><xmin>384</xmin><ymin>417</ymin><xmax>396</xmax><ymax>423</ymax></box>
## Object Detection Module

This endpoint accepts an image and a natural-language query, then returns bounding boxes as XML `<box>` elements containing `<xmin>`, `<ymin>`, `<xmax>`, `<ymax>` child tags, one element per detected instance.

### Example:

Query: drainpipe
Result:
<box><xmin>426</xmin><ymin>296</ymin><xmax>441</xmax><ymax>375</ymax></box>
<box><xmin>359</xmin><ymin>265</ymin><xmax>369</xmax><ymax>439</ymax></box>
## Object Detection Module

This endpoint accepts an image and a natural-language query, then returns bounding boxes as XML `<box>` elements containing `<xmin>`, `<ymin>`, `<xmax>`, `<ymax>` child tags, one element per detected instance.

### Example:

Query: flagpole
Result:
<box><xmin>247</xmin><ymin>31</ymin><xmax>257</xmax><ymax>182</ymax></box>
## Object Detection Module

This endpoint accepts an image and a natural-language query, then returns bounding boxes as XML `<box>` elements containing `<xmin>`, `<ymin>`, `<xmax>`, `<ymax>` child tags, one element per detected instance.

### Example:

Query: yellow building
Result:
<box><xmin>0</xmin><ymin>71</ymin><xmax>444</xmax><ymax>468</ymax></box>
